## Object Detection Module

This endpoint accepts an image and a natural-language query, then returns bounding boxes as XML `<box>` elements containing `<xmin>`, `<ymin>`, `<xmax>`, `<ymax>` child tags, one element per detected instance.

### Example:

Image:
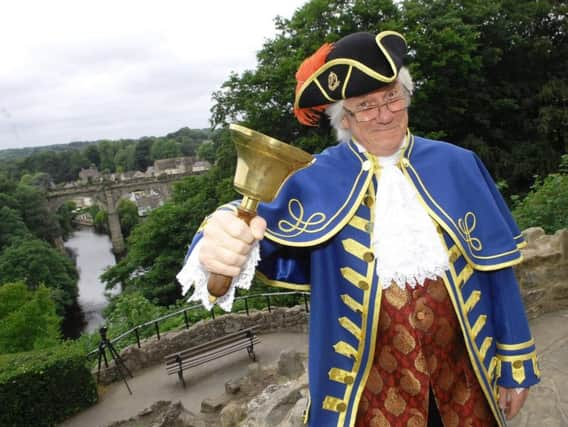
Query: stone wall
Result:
<box><xmin>97</xmin><ymin>306</ymin><xmax>308</xmax><ymax>384</ymax></box>
<box><xmin>515</xmin><ymin>227</ymin><xmax>568</xmax><ymax>319</ymax></box>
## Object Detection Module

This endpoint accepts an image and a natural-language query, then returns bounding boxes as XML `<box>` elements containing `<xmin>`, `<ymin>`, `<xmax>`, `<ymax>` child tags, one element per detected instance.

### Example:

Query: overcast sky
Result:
<box><xmin>0</xmin><ymin>0</ymin><xmax>308</xmax><ymax>150</ymax></box>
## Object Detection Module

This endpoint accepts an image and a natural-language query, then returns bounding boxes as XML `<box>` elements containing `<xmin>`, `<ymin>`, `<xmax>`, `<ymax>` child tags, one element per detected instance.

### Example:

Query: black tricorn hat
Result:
<box><xmin>294</xmin><ymin>31</ymin><xmax>407</xmax><ymax>126</ymax></box>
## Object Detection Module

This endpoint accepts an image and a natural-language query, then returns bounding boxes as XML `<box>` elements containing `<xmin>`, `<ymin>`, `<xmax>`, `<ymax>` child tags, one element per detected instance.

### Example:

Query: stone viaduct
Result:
<box><xmin>46</xmin><ymin>172</ymin><xmax>196</xmax><ymax>254</ymax></box>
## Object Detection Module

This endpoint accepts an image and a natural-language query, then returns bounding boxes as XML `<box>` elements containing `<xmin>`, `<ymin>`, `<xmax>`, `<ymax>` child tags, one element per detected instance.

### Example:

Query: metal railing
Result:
<box><xmin>87</xmin><ymin>291</ymin><xmax>310</xmax><ymax>358</ymax></box>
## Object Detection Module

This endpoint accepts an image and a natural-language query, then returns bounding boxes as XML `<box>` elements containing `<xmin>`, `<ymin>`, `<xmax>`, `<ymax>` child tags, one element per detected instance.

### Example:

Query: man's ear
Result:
<box><xmin>341</xmin><ymin>115</ymin><xmax>350</xmax><ymax>130</ymax></box>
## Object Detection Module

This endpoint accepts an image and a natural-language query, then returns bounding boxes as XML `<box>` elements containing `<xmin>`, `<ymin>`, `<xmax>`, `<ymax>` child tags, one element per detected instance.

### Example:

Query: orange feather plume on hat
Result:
<box><xmin>293</xmin><ymin>42</ymin><xmax>334</xmax><ymax>126</ymax></box>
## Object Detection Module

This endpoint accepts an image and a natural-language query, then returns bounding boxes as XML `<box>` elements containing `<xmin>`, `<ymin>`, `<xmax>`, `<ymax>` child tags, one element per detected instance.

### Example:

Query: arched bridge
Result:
<box><xmin>47</xmin><ymin>172</ymin><xmax>197</xmax><ymax>253</ymax></box>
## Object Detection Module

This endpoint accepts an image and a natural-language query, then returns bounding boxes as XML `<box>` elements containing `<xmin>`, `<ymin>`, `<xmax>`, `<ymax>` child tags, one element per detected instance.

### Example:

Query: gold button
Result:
<box><xmin>336</xmin><ymin>402</ymin><xmax>347</xmax><ymax>412</ymax></box>
<box><xmin>363</xmin><ymin>195</ymin><xmax>374</xmax><ymax>207</ymax></box>
<box><xmin>363</xmin><ymin>251</ymin><xmax>375</xmax><ymax>262</ymax></box>
<box><xmin>358</xmin><ymin>280</ymin><xmax>369</xmax><ymax>290</ymax></box>
<box><xmin>416</xmin><ymin>311</ymin><xmax>426</xmax><ymax>321</ymax></box>
<box><xmin>344</xmin><ymin>375</ymin><xmax>354</xmax><ymax>384</ymax></box>
<box><xmin>513</xmin><ymin>360</ymin><xmax>523</xmax><ymax>369</ymax></box>
<box><xmin>364</xmin><ymin>222</ymin><xmax>374</xmax><ymax>233</ymax></box>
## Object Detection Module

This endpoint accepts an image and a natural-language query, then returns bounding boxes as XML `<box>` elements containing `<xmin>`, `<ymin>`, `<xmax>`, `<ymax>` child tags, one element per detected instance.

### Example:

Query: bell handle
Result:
<box><xmin>207</xmin><ymin>207</ymin><xmax>257</xmax><ymax>300</ymax></box>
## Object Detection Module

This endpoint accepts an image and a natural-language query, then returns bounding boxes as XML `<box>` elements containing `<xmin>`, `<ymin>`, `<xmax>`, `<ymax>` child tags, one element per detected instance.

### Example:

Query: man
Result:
<box><xmin>177</xmin><ymin>31</ymin><xmax>539</xmax><ymax>426</ymax></box>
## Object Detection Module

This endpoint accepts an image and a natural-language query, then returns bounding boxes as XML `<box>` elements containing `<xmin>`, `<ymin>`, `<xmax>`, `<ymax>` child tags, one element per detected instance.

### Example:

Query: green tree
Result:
<box><xmin>0</xmin><ymin>283</ymin><xmax>61</xmax><ymax>354</ymax></box>
<box><xmin>83</xmin><ymin>145</ymin><xmax>101</xmax><ymax>169</ymax></box>
<box><xmin>103</xmin><ymin>291</ymin><xmax>163</xmax><ymax>336</ymax></box>
<box><xmin>56</xmin><ymin>201</ymin><xmax>77</xmax><ymax>240</ymax></box>
<box><xmin>134</xmin><ymin>138</ymin><xmax>154</xmax><ymax>171</ymax></box>
<box><xmin>196</xmin><ymin>140</ymin><xmax>216</xmax><ymax>164</ymax></box>
<box><xmin>93</xmin><ymin>209</ymin><xmax>108</xmax><ymax>234</ymax></box>
<box><xmin>117</xmin><ymin>199</ymin><xmax>139</xmax><ymax>238</ymax></box>
<box><xmin>14</xmin><ymin>183</ymin><xmax>61</xmax><ymax>242</ymax></box>
<box><xmin>512</xmin><ymin>154</ymin><xmax>568</xmax><ymax>233</ymax></box>
<box><xmin>0</xmin><ymin>207</ymin><xmax>30</xmax><ymax>251</ymax></box>
<box><xmin>0</xmin><ymin>239</ymin><xmax>78</xmax><ymax>314</ymax></box>
<box><xmin>150</xmin><ymin>138</ymin><xmax>182</xmax><ymax>160</ymax></box>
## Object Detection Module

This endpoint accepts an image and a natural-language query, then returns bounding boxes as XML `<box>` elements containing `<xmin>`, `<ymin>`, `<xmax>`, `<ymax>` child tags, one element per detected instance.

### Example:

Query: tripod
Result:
<box><xmin>96</xmin><ymin>327</ymin><xmax>133</xmax><ymax>394</ymax></box>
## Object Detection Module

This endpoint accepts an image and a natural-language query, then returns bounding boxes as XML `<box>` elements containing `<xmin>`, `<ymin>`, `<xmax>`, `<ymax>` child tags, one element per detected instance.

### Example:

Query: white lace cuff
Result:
<box><xmin>176</xmin><ymin>240</ymin><xmax>261</xmax><ymax>312</ymax></box>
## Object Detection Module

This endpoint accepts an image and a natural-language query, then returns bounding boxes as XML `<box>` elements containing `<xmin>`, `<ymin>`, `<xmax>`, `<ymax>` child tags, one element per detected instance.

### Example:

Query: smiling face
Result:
<box><xmin>341</xmin><ymin>83</ymin><xmax>409</xmax><ymax>156</ymax></box>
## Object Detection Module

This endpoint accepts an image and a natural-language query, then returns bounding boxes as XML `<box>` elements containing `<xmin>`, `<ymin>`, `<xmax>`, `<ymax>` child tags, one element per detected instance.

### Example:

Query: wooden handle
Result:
<box><xmin>207</xmin><ymin>207</ymin><xmax>256</xmax><ymax>299</ymax></box>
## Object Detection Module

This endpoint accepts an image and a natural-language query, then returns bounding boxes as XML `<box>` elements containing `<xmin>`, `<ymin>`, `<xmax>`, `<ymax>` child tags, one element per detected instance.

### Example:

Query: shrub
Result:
<box><xmin>512</xmin><ymin>154</ymin><xmax>568</xmax><ymax>233</ymax></box>
<box><xmin>0</xmin><ymin>342</ymin><xmax>97</xmax><ymax>426</ymax></box>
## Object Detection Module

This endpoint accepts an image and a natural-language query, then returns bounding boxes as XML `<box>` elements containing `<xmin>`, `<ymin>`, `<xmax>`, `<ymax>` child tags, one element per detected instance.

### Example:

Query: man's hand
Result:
<box><xmin>199</xmin><ymin>210</ymin><xmax>266</xmax><ymax>277</ymax></box>
<box><xmin>498</xmin><ymin>386</ymin><xmax>529</xmax><ymax>420</ymax></box>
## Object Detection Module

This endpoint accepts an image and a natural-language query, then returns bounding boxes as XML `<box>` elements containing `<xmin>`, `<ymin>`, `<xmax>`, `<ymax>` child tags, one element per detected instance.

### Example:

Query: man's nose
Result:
<box><xmin>373</xmin><ymin>104</ymin><xmax>394</xmax><ymax>122</ymax></box>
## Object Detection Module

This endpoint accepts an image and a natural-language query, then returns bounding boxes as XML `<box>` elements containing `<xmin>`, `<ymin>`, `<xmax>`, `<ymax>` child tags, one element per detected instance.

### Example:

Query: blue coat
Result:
<box><xmin>186</xmin><ymin>134</ymin><xmax>540</xmax><ymax>427</ymax></box>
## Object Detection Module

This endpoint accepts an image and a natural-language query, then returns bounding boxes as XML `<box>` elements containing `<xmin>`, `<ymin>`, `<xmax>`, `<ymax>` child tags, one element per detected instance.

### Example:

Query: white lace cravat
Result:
<box><xmin>359</xmin><ymin>141</ymin><xmax>450</xmax><ymax>289</ymax></box>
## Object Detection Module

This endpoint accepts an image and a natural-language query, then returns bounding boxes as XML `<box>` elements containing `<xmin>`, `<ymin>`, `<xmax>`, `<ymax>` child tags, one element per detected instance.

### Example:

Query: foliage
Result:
<box><xmin>56</xmin><ymin>201</ymin><xmax>77</xmax><ymax>240</ymax></box>
<box><xmin>150</xmin><ymin>138</ymin><xmax>182</xmax><ymax>160</ymax></box>
<box><xmin>0</xmin><ymin>207</ymin><xmax>30</xmax><ymax>251</ymax></box>
<box><xmin>0</xmin><ymin>342</ymin><xmax>98</xmax><ymax>426</ymax></box>
<box><xmin>103</xmin><ymin>291</ymin><xmax>164</xmax><ymax>336</ymax></box>
<box><xmin>0</xmin><ymin>283</ymin><xmax>62</xmax><ymax>354</ymax></box>
<box><xmin>92</xmin><ymin>207</ymin><xmax>109</xmax><ymax>234</ymax></box>
<box><xmin>0</xmin><ymin>239</ymin><xmax>78</xmax><ymax>314</ymax></box>
<box><xmin>117</xmin><ymin>199</ymin><xmax>140</xmax><ymax>238</ymax></box>
<box><xmin>512</xmin><ymin>154</ymin><xmax>568</xmax><ymax>233</ymax></box>
<box><xmin>12</xmin><ymin>183</ymin><xmax>61</xmax><ymax>243</ymax></box>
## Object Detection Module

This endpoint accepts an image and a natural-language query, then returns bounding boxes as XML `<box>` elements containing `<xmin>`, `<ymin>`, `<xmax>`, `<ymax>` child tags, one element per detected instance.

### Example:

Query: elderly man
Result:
<box><xmin>177</xmin><ymin>31</ymin><xmax>539</xmax><ymax>426</ymax></box>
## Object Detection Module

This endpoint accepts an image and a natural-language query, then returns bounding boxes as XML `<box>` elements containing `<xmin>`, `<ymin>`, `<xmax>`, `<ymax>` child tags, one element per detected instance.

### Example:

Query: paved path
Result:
<box><xmin>62</xmin><ymin>309</ymin><xmax>568</xmax><ymax>427</ymax></box>
<box><xmin>509</xmin><ymin>308</ymin><xmax>568</xmax><ymax>427</ymax></box>
<box><xmin>62</xmin><ymin>332</ymin><xmax>309</xmax><ymax>427</ymax></box>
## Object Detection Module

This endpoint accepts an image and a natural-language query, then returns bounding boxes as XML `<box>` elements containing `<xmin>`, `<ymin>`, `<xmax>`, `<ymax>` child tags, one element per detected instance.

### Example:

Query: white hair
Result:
<box><xmin>325</xmin><ymin>66</ymin><xmax>414</xmax><ymax>142</ymax></box>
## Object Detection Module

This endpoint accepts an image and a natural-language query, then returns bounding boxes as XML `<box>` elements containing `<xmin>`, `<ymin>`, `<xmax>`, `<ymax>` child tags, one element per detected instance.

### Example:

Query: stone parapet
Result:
<box><xmin>96</xmin><ymin>305</ymin><xmax>308</xmax><ymax>384</ymax></box>
<box><xmin>515</xmin><ymin>227</ymin><xmax>568</xmax><ymax>319</ymax></box>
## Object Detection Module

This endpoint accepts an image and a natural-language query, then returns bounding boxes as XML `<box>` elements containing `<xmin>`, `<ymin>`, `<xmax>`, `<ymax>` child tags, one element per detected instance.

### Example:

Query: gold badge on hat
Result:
<box><xmin>328</xmin><ymin>71</ymin><xmax>340</xmax><ymax>91</ymax></box>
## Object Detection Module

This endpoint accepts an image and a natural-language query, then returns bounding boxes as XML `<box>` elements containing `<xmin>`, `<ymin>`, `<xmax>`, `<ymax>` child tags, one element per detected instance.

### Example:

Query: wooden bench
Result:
<box><xmin>164</xmin><ymin>327</ymin><xmax>261</xmax><ymax>387</ymax></box>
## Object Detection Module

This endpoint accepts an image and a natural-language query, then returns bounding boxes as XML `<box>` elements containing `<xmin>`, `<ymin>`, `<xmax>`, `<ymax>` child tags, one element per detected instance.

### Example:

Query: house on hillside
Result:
<box><xmin>78</xmin><ymin>166</ymin><xmax>101</xmax><ymax>184</ymax></box>
<box><xmin>153</xmin><ymin>156</ymin><xmax>194</xmax><ymax>175</ymax></box>
<box><xmin>192</xmin><ymin>160</ymin><xmax>211</xmax><ymax>173</ymax></box>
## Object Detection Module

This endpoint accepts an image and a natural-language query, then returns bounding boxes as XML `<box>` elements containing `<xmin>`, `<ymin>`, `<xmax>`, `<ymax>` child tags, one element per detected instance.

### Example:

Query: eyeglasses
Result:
<box><xmin>343</xmin><ymin>96</ymin><xmax>408</xmax><ymax>123</ymax></box>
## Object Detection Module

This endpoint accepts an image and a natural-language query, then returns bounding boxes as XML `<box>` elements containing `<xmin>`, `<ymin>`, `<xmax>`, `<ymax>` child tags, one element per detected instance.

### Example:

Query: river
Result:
<box><xmin>64</xmin><ymin>228</ymin><xmax>118</xmax><ymax>336</ymax></box>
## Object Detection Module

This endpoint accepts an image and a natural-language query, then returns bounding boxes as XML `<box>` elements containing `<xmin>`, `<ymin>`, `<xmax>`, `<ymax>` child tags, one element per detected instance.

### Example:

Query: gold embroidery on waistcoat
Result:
<box><xmin>392</xmin><ymin>324</ymin><xmax>416</xmax><ymax>355</ymax></box>
<box><xmin>340</xmin><ymin>267</ymin><xmax>369</xmax><ymax>290</ymax></box>
<box><xmin>384</xmin><ymin>388</ymin><xmax>406</xmax><ymax>416</ymax></box>
<box><xmin>369</xmin><ymin>408</ymin><xmax>391</xmax><ymax>426</ymax></box>
<box><xmin>384</xmin><ymin>284</ymin><xmax>408</xmax><ymax>309</ymax></box>
<box><xmin>414</xmin><ymin>352</ymin><xmax>428</xmax><ymax>374</ymax></box>
<box><xmin>453</xmin><ymin>379</ymin><xmax>472</xmax><ymax>405</ymax></box>
<box><xmin>338</xmin><ymin>316</ymin><xmax>361</xmax><ymax>339</ymax></box>
<box><xmin>340</xmin><ymin>293</ymin><xmax>363</xmax><ymax>313</ymax></box>
<box><xmin>426</xmin><ymin>278</ymin><xmax>447</xmax><ymax>302</ymax></box>
<box><xmin>322</xmin><ymin>395</ymin><xmax>347</xmax><ymax>412</ymax></box>
<box><xmin>400</xmin><ymin>369</ymin><xmax>421</xmax><ymax>396</ymax></box>
<box><xmin>464</xmin><ymin>290</ymin><xmax>481</xmax><ymax>312</ymax></box>
<box><xmin>479</xmin><ymin>337</ymin><xmax>493</xmax><ymax>360</ymax></box>
<box><xmin>378</xmin><ymin>346</ymin><xmax>398</xmax><ymax>373</ymax></box>
<box><xmin>365</xmin><ymin>365</ymin><xmax>383</xmax><ymax>394</ymax></box>
<box><xmin>333</xmin><ymin>341</ymin><xmax>358</xmax><ymax>360</ymax></box>
<box><xmin>341</xmin><ymin>238</ymin><xmax>375</xmax><ymax>262</ymax></box>
<box><xmin>329</xmin><ymin>368</ymin><xmax>355</xmax><ymax>384</ymax></box>
<box><xmin>471</xmin><ymin>315</ymin><xmax>487</xmax><ymax>338</ymax></box>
